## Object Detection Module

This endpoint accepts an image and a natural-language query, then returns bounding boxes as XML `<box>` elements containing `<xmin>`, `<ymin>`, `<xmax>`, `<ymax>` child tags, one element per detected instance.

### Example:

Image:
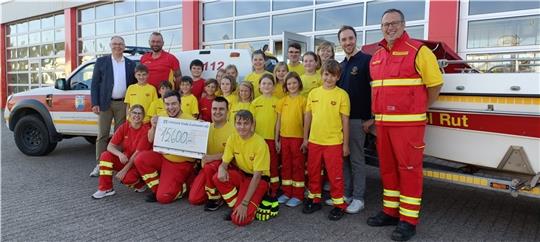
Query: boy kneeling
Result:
<box><xmin>213</xmin><ymin>110</ymin><xmax>270</xmax><ymax>226</ymax></box>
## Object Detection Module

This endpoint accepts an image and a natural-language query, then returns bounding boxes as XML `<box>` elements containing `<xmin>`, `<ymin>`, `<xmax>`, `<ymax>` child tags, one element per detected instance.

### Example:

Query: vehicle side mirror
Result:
<box><xmin>55</xmin><ymin>78</ymin><xmax>68</xmax><ymax>90</ymax></box>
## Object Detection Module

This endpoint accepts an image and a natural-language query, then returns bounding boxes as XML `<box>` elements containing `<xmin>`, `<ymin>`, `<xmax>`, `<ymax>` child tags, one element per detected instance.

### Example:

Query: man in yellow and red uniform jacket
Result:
<box><xmin>367</xmin><ymin>9</ymin><xmax>443</xmax><ymax>242</ymax></box>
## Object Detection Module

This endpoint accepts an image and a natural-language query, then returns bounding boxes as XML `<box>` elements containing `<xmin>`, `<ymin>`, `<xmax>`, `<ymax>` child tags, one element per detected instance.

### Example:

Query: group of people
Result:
<box><xmin>89</xmin><ymin>9</ymin><xmax>443</xmax><ymax>242</ymax></box>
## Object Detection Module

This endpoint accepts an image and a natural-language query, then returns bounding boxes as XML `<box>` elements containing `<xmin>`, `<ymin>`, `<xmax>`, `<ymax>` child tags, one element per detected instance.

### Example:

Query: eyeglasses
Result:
<box><xmin>131</xmin><ymin>111</ymin><xmax>143</xmax><ymax>116</ymax></box>
<box><xmin>382</xmin><ymin>21</ymin><xmax>404</xmax><ymax>29</ymax></box>
<box><xmin>111</xmin><ymin>43</ymin><xmax>125</xmax><ymax>46</ymax></box>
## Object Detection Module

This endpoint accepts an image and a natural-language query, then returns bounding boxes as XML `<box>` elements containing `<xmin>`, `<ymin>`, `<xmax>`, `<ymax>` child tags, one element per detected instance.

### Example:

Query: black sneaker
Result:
<box><xmin>391</xmin><ymin>221</ymin><xmax>416</xmax><ymax>241</ymax></box>
<box><xmin>224</xmin><ymin>210</ymin><xmax>232</xmax><ymax>221</ymax></box>
<box><xmin>302</xmin><ymin>199</ymin><xmax>322</xmax><ymax>214</ymax></box>
<box><xmin>367</xmin><ymin>211</ymin><xmax>399</xmax><ymax>227</ymax></box>
<box><xmin>145</xmin><ymin>193</ymin><xmax>157</xmax><ymax>203</ymax></box>
<box><xmin>204</xmin><ymin>199</ymin><xmax>224</xmax><ymax>211</ymax></box>
<box><xmin>328</xmin><ymin>207</ymin><xmax>345</xmax><ymax>221</ymax></box>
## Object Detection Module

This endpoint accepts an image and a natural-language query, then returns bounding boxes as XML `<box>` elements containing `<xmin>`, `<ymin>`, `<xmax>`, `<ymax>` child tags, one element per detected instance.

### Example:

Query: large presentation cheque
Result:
<box><xmin>153</xmin><ymin>117</ymin><xmax>210</xmax><ymax>159</ymax></box>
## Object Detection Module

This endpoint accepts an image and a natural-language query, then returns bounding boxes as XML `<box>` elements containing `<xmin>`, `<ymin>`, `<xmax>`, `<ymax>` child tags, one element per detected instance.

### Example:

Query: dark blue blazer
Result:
<box><xmin>91</xmin><ymin>55</ymin><xmax>136</xmax><ymax>111</ymax></box>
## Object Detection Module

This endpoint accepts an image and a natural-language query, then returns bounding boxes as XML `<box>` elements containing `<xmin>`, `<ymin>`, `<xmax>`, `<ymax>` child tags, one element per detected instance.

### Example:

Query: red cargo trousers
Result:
<box><xmin>280</xmin><ymin>137</ymin><xmax>305</xmax><ymax>200</ymax></box>
<box><xmin>212</xmin><ymin>168</ymin><xmax>269</xmax><ymax>226</ymax></box>
<box><xmin>97</xmin><ymin>151</ymin><xmax>145</xmax><ymax>191</ymax></box>
<box><xmin>188</xmin><ymin>159</ymin><xmax>221</xmax><ymax>205</ymax></box>
<box><xmin>266</xmin><ymin>140</ymin><xmax>280</xmax><ymax>197</ymax></box>
<box><xmin>135</xmin><ymin>150</ymin><xmax>195</xmax><ymax>204</ymax></box>
<box><xmin>376</xmin><ymin>125</ymin><xmax>425</xmax><ymax>225</ymax></box>
<box><xmin>306</xmin><ymin>143</ymin><xmax>346</xmax><ymax>209</ymax></box>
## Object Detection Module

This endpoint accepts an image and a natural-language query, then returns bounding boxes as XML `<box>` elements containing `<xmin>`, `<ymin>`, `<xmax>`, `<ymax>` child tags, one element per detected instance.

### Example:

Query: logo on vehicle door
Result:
<box><xmin>75</xmin><ymin>96</ymin><xmax>85</xmax><ymax>111</ymax></box>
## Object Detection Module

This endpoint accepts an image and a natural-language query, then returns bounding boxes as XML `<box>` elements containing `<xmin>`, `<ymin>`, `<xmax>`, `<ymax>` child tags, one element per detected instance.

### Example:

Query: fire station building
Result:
<box><xmin>1</xmin><ymin>0</ymin><xmax>539</xmax><ymax>107</ymax></box>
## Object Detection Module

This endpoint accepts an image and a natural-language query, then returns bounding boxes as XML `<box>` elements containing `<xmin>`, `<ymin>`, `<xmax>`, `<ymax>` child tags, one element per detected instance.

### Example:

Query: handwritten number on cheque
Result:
<box><xmin>159</xmin><ymin>127</ymin><xmax>192</xmax><ymax>144</ymax></box>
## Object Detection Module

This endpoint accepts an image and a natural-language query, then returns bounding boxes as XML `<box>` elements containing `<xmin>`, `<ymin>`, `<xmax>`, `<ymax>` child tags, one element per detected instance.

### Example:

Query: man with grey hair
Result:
<box><xmin>90</xmin><ymin>36</ymin><xmax>137</xmax><ymax>176</ymax></box>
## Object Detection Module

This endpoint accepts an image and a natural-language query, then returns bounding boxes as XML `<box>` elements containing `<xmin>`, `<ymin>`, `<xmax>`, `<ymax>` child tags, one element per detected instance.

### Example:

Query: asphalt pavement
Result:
<box><xmin>1</xmin><ymin>124</ymin><xmax>539</xmax><ymax>241</ymax></box>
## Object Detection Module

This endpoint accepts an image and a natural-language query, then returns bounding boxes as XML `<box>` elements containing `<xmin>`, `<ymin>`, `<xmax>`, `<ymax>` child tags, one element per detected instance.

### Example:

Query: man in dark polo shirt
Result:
<box><xmin>336</xmin><ymin>25</ymin><xmax>373</xmax><ymax>214</ymax></box>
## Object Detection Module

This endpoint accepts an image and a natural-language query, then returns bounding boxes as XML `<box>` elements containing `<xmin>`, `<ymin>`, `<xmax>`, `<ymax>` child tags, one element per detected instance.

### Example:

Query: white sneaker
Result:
<box><xmin>345</xmin><ymin>199</ymin><xmax>365</xmax><ymax>214</ymax></box>
<box><xmin>89</xmin><ymin>164</ymin><xmax>99</xmax><ymax>177</ymax></box>
<box><xmin>92</xmin><ymin>189</ymin><xmax>115</xmax><ymax>199</ymax></box>
<box><xmin>134</xmin><ymin>186</ymin><xmax>147</xmax><ymax>193</ymax></box>
<box><xmin>325</xmin><ymin>197</ymin><xmax>352</xmax><ymax>206</ymax></box>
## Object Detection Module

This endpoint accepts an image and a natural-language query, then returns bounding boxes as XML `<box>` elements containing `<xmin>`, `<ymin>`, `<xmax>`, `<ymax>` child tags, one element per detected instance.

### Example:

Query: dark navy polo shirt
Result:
<box><xmin>339</xmin><ymin>51</ymin><xmax>372</xmax><ymax>120</ymax></box>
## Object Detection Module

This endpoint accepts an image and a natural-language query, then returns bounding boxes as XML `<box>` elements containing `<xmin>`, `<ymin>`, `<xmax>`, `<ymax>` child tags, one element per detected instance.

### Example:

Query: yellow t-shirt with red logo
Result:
<box><xmin>180</xmin><ymin>94</ymin><xmax>199</xmax><ymax>120</ymax></box>
<box><xmin>125</xmin><ymin>83</ymin><xmax>157</xmax><ymax>123</ymax></box>
<box><xmin>222</xmin><ymin>132</ymin><xmax>270</xmax><ymax>176</ymax></box>
<box><xmin>276</xmin><ymin>95</ymin><xmax>306</xmax><ymax>138</ymax></box>
<box><xmin>306</xmin><ymin>86</ymin><xmax>350</xmax><ymax>145</ymax></box>
<box><xmin>244</xmin><ymin>71</ymin><xmax>273</xmax><ymax>98</ymax></box>
<box><xmin>207</xmin><ymin>121</ymin><xmax>235</xmax><ymax>155</ymax></box>
<box><xmin>288</xmin><ymin>63</ymin><xmax>305</xmax><ymax>76</ymax></box>
<box><xmin>250</xmin><ymin>95</ymin><xmax>279</xmax><ymax>140</ymax></box>
<box><xmin>156</xmin><ymin>112</ymin><xmax>196</xmax><ymax>163</ymax></box>
<box><xmin>300</xmin><ymin>72</ymin><xmax>322</xmax><ymax>97</ymax></box>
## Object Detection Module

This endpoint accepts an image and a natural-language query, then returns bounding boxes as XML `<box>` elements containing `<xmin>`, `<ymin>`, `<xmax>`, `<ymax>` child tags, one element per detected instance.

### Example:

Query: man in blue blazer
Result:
<box><xmin>90</xmin><ymin>36</ymin><xmax>136</xmax><ymax>177</ymax></box>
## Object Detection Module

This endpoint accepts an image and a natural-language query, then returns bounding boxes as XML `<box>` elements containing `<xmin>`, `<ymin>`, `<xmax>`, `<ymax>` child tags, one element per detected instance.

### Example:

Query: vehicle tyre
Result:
<box><xmin>13</xmin><ymin>115</ymin><xmax>57</xmax><ymax>156</ymax></box>
<box><xmin>84</xmin><ymin>136</ymin><xmax>97</xmax><ymax>144</ymax></box>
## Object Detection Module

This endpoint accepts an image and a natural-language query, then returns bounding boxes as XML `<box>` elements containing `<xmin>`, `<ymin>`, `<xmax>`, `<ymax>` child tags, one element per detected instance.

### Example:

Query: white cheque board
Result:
<box><xmin>153</xmin><ymin>117</ymin><xmax>210</xmax><ymax>159</ymax></box>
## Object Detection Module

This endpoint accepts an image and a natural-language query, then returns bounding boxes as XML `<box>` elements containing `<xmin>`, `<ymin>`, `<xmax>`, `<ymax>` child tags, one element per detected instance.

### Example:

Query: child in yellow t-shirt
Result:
<box><xmin>179</xmin><ymin>76</ymin><xmax>199</xmax><ymax>120</ymax></box>
<box><xmin>301</xmin><ymin>59</ymin><xmax>350</xmax><ymax>221</ymax></box>
<box><xmin>272</xmin><ymin>62</ymin><xmax>288</xmax><ymax>99</ymax></box>
<box><xmin>125</xmin><ymin>64</ymin><xmax>158</xmax><ymax>123</ymax></box>
<box><xmin>230</xmin><ymin>81</ymin><xmax>254</xmax><ymax>117</ymax></box>
<box><xmin>147</xmin><ymin>80</ymin><xmax>172</xmax><ymax>119</ymax></box>
<box><xmin>219</xmin><ymin>75</ymin><xmax>238</xmax><ymax>109</ymax></box>
<box><xmin>244</xmin><ymin>50</ymin><xmax>272</xmax><ymax>98</ymax></box>
<box><xmin>250</xmin><ymin>73</ymin><xmax>280</xmax><ymax>198</ymax></box>
<box><xmin>275</xmin><ymin>71</ymin><xmax>307</xmax><ymax>207</ymax></box>
<box><xmin>300</xmin><ymin>51</ymin><xmax>322</xmax><ymax>97</ymax></box>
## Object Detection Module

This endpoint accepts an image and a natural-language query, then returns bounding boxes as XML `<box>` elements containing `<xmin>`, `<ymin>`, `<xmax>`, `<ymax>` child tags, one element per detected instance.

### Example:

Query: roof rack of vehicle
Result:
<box><xmin>124</xmin><ymin>46</ymin><xmax>152</xmax><ymax>55</ymax></box>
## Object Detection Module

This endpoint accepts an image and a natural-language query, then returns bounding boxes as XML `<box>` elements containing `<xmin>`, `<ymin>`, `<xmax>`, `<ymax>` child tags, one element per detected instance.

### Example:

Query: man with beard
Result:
<box><xmin>333</xmin><ymin>25</ymin><xmax>373</xmax><ymax>215</ymax></box>
<box><xmin>134</xmin><ymin>91</ymin><xmax>196</xmax><ymax>204</ymax></box>
<box><xmin>140</xmin><ymin>32</ymin><xmax>182</xmax><ymax>90</ymax></box>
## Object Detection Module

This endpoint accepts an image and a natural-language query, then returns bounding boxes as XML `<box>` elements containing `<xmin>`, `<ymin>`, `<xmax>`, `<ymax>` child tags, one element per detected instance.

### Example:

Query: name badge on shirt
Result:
<box><xmin>392</xmin><ymin>51</ymin><xmax>409</xmax><ymax>56</ymax></box>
